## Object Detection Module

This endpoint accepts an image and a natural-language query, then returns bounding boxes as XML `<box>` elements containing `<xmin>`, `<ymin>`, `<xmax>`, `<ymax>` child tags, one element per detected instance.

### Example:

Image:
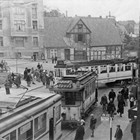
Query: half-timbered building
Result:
<box><xmin>44</xmin><ymin>17</ymin><xmax>123</xmax><ymax>61</ymax></box>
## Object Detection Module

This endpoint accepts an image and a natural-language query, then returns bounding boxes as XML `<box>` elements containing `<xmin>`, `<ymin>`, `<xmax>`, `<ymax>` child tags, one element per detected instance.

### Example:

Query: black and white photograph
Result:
<box><xmin>0</xmin><ymin>0</ymin><xmax>139</xmax><ymax>140</ymax></box>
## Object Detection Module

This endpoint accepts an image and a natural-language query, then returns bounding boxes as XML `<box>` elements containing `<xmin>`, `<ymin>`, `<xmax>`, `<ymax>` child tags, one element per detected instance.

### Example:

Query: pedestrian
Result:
<box><xmin>4</xmin><ymin>80</ymin><xmax>11</xmax><ymax>94</ymax></box>
<box><xmin>131</xmin><ymin>116</ymin><xmax>137</xmax><ymax>140</ymax></box>
<box><xmin>121</xmin><ymin>86</ymin><xmax>129</xmax><ymax>106</ymax></box>
<box><xmin>52</xmin><ymin>56</ymin><xmax>54</xmax><ymax>64</ymax></box>
<box><xmin>129</xmin><ymin>92</ymin><xmax>135</xmax><ymax>108</ymax></box>
<box><xmin>37</xmin><ymin>63</ymin><xmax>41</xmax><ymax>70</ymax></box>
<box><xmin>107</xmin><ymin>98</ymin><xmax>116</xmax><ymax>119</ymax></box>
<box><xmin>14</xmin><ymin>74</ymin><xmax>21</xmax><ymax>88</ymax></box>
<box><xmin>74</xmin><ymin>120</ymin><xmax>85</xmax><ymax>140</ymax></box>
<box><xmin>55</xmin><ymin>55</ymin><xmax>57</xmax><ymax>63</ymax></box>
<box><xmin>108</xmin><ymin>89</ymin><xmax>116</xmax><ymax>102</ymax></box>
<box><xmin>45</xmin><ymin>73</ymin><xmax>50</xmax><ymax>88</ymax></box>
<box><xmin>114</xmin><ymin>125</ymin><xmax>123</xmax><ymax>140</ymax></box>
<box><xmin>90</xmin><ymin>114</ymin><xmax>97</xmax><ymax>137</ymax></box>
<box><xmin>100</xmin><ymin>94</ymin><xmax>108</xmax><ymax>115</ymax></box>
<box><xmin>23</xmin><ymin>67</ymin><xmax>28</xmax><ymax>80</ymax></box>
<box><xmin>117</xmin><ymin>97</ymin><xmax>125</xmax><ymax>117</ymax></box>
<box><xmin>26</xmin><ymin>73</ymin><xmax>32</xmax><ymax>87</ymax></box>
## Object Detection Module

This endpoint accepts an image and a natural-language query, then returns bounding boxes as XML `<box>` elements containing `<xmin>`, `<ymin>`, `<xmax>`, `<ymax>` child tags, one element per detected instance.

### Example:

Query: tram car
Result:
<box><xmin>0</xmin><ymin>87</ymin><xmax>62</xmax><ymax>140</ymax></box>
<box><xmin>53</xmin><ymin>71</ymin><xmax>97</xmax><ymax>129</ymax></box>
<box><xmin>54</xmin><ymin>58</ymin><xmax>137</xmax><ymax>85</ymax></box>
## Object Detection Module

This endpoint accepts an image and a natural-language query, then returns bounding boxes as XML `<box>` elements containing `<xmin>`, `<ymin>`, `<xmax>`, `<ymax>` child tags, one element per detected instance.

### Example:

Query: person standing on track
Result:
<box><xmin>114</xmin><ymin>125</ymin><xmax>123</xmax><ymax>140</ymax></box>
<box><xmin>121</xmin><ymin>86</ymin><xmax>129</xmax><ymax>106</ymax></box>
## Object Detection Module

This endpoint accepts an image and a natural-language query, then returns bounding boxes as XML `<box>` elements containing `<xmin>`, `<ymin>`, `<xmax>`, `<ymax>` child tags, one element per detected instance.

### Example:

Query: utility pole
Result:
<box><xmin>136</xmin><ymin>17</ymin><xmax>140</xmax><ymax>140</ymax></box>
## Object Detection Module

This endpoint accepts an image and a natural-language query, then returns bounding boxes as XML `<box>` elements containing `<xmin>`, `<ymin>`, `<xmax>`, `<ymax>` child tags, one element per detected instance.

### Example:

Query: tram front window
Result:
<box><xmin>65</xmin><ymin>92</ymin><xmax>76</xmax><ymax>105</ymax></box>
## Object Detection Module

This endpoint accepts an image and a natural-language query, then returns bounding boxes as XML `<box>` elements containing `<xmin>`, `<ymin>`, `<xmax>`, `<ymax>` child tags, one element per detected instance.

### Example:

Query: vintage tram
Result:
<box><xmin>0</xmin><ymin>88</ymin><xmax>62</xmax><ymax>140</ymax></box>
<box><xmin>53</xmin><ymin>71</ymin><xmax>97</xmax><ymax>129</ymax></box>
<box><xmin>54</xmin><ymin>58</ymin><xmax>137</xmax><ymax>85</ymax></box>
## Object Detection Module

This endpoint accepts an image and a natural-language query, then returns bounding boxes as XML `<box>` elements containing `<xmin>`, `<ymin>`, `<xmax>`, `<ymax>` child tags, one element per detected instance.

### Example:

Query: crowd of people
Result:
<box><xmin>4</xmin><ymin>62</ymin><xmax>55</xmax><ymax>94</ymax></box>
<box><xmin>74</xmin><ymin>83</ymin><xmax>137</xmax><ymax>140</ymax></box>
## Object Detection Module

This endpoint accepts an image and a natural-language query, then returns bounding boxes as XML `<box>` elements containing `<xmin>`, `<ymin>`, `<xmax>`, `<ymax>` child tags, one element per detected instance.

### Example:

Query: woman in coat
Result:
<box><xmin>74</xmin><ymin>120</ymin><xmax>85</xmax><ymax>140</ymax></box>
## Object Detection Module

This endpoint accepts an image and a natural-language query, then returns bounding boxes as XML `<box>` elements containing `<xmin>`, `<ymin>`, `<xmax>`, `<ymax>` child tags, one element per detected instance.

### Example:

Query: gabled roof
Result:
<box><xmin>44</xmin><ymin>17</ymin><xmax>122</xmax><ymax>48</ymax></box>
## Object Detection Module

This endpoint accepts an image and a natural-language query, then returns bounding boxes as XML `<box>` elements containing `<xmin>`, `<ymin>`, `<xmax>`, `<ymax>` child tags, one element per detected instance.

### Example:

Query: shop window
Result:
<box><xmin>32</xmin><ymin>21</ymin><xmax>38</xmax><ymax>30</ymax></box>
<box><xmin>34</xmin><ymin>113</ymin><xmax>46</xmax><ymax>139</ymax></box>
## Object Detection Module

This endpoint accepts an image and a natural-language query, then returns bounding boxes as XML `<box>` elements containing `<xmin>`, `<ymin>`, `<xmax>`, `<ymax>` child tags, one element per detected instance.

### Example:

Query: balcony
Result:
<box><xmin>10</xmin><ymin>28</ymin><xmax>31</xmax><ymax>37</ymax></box>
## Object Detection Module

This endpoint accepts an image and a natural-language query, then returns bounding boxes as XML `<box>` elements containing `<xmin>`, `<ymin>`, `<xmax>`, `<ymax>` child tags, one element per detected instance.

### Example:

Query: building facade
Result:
<box><xmin>44</xmin><ymin>17</ymin><xmax>123</xmax><ymax>61</ymax></box>
<box><xmin>0</xmin><ymin>0</ymin><xmax>44</xmax><ymax>59</ymax></box>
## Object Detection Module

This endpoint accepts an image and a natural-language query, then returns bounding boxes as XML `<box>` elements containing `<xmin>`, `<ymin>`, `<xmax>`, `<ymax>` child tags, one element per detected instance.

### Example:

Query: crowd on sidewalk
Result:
<box><xmin>74</xmin><ymin>82</ymin><xmax>138</xmax><ymax>140</ymax></box>
<box><xmin>4</xmin><ymin>62</ymin><xmax>55</xmax><ymax>95</ymax></box>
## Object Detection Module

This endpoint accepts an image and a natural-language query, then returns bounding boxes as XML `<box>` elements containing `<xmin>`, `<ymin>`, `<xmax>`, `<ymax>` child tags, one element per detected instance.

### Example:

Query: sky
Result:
<box><xmin>43</xmin><ymin>0</ymin><xmax>140</xmax><ymax>22</ymax></box>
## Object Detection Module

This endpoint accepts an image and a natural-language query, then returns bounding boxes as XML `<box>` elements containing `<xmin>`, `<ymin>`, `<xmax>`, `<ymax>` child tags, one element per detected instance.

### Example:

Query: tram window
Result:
<box><xmin>56</xmin><ymin>104</ymin><xmax>61</xmax><ymax>122</ymax></box>
<box><xmin>100</xmin><ymin>66</ymin><xmax>107</xmax><ymax>73</ymax></box>
<box><xmin>125</xmin><ymin>64</ymin><xmax>131</xmax><ymax>71</ymax></box>
<box><xmin>65</xmin><ymin>92</ymin><xmax>76</xmax><ymax>105</ymax></box>
<box><xmin>18</xmin><ymin>121</ymin><xmax>33</xmax><ymax>140</ymax></box>
<box><xmin>34</xmin><ymin>113</ymin><xmax>46</xmax><ymax>139</ymax></box>
<box><xmin>109</xmin><ymin>66</ymin><xmax>115</xmax><ymax>72</ymax></box>
<box><xmin>117</xmin><ymin>64</ymin><xmax>123</xmax><ymax>71</ymax></box>
<box><xmin>4</xmin><ymin>130</ymin><xmax>16</xmax><ymax>140</ymax></box>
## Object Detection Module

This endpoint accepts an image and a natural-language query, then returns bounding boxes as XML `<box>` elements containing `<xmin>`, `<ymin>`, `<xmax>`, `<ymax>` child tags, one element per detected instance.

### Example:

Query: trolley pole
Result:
<box><xmin>136</xmin><ymin>17</ymin><xmax>140</xmax><ymax>140</ymax></box>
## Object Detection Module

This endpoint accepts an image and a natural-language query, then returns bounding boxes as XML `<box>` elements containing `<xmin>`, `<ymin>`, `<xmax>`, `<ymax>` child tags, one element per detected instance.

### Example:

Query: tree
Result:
<box><xmin>44</xmin><ymin>8</ymin><xmax>65</xmax><ymax>17</ymax></box>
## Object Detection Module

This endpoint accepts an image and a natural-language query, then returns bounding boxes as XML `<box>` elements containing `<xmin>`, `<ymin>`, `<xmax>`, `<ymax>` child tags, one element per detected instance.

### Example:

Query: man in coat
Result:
<box><xmin>108</xmin><ymin>89</ymin><xmax>116</xmax><ymax>102</ymax></box>
<box><xmin>90</xmin><ymin>114</ymin><xmax>97</xmax><ymax>137</ymax></box>
<box><xmin>114</xmin><ymin>125</ymin><xmax>123</xmax><ymax>140</ymax></box>
<box><xmin>4</xmin><ymin>80</ymin><xmax>11</xmax><ymax>94</ymax></box>
<box><xmin>74</xmin><ymin>120</ymin><xmax>85</xmax><ymax>140</ymax></box>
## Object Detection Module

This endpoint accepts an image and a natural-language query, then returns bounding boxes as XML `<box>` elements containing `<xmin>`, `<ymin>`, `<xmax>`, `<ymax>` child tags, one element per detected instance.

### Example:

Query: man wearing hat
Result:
<box><xmin>90</xmin><ymin>114</ymin><xmax>97</xmax><ymax>137</ymax></box>
<box><xmin>114</xmin><ymin>125</ymin><xmax>123</xmax><ymax>140</ymax></box>
<box><xmin>74</xmin><ymin>119</ymin><xmax>85</xmax><ymax>140</ymax></box>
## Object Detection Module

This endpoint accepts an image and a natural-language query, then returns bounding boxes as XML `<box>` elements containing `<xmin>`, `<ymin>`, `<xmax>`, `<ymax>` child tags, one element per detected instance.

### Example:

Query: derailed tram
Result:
<box><xmin>53</xmin><ymin>71</ymin><xmax>97</xmax><ymax>129</ymax></box>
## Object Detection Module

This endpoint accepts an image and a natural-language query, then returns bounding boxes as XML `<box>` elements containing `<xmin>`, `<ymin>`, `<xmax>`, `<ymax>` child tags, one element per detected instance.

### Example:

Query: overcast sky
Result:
<box><xmin>43</xmin><ymin>0</ymin><xmax>140</xmax><ymax>22</ymax></box>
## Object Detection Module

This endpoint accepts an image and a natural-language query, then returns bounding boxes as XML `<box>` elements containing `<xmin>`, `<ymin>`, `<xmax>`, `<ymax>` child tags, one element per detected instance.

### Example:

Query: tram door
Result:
<box><xmin>49</xmin><ymin>118</ymin><xmax>54</xmax><ymax>140</ymax></box>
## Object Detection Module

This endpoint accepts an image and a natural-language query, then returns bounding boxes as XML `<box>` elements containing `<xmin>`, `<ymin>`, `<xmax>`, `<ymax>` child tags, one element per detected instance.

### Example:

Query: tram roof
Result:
<box><xmin>0</xmin><ymin>86</ymin><xmax>58</xmax><ymax>115</ymax></box>
<box><xmin>55</xmin><ymin>57</ymin><xmax>137</xmax><ymax>68</ymax></box>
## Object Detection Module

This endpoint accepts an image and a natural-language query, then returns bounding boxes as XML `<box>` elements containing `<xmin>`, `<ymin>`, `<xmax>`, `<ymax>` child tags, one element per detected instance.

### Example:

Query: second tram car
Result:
<box><xmin>54</xmin><ymin>58</ymin><xmax>137</xmax><ymax>84</ymax></box>
<box><xmin>53</xmin><ymin>71</ymin><xmax>97</xmax><ymax>129</ymax></box>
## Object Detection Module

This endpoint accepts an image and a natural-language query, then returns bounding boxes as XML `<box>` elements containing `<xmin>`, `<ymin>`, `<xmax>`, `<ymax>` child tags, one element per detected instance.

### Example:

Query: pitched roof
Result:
<box><xmin>44</xmin><ymin>17</ymin><xmax>122</xmax><ymax>48</ymax></box>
